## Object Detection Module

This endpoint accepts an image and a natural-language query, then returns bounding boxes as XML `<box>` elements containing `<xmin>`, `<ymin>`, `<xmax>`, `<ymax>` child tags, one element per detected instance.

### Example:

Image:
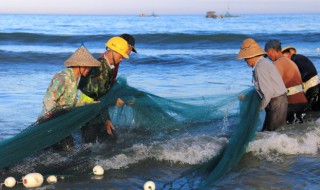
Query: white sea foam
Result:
<box><xmin>247</xmin><ymin>127</ymin><xmax>320</xmax><ymax>161</ymax></box>
<box><xmin>96</xmin><ymin>135</ymin><xmax>227</xmax><ymax>170</ymax></box>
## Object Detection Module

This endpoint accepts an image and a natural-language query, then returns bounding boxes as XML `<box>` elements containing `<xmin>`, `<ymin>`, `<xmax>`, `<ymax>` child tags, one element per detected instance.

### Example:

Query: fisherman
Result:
<box><xmin>265</xmin><ymin>40</ymin><xmax>308</xmax><ymax>123</ymax></box>
<box><xmin>238</xmin><ymin>38</ymin><xmax>288</xmax><ymax>131</ymax></box>
<box><xmin>39</xmin><ymin>45</ymin><xmax>101</xmax><ymax>150</ymax></box>
<box><xmin>112</xmin><ymin>33</ymin><xmax>138</xmax><ymax>83</ymax></box>
<box><xmin>78</xmin><ymin>34</ymin><xmax>137</xmax><ymax>143</ymax></box>
<box><xmin>282</xmin><ymin>46</ymin><xmax>320</xmax><ymax>110</ymax></box>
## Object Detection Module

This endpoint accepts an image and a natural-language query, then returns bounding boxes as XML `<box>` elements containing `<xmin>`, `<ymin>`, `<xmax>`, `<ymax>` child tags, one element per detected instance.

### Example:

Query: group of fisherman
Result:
<box><xmin>38</xmin><ymin>34</ymin><xmax>137</xmax><ymax>150</ymax></box>
<box><xmin>38</xmin><ymin>35</ymin><xmax>319</xmax><ymax>150</ymax></box>
<box><xmin>238</xmin><ymin>38</ymin><xmax>319</xmax><ymax>131</ymax></box>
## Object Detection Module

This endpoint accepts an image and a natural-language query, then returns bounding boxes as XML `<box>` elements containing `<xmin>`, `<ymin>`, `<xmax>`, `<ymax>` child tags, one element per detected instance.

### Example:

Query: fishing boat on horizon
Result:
<box><xmin>139</xmin><ymin>11</ymin><xmax>159</xmax><ymax>17</ymax></box>
<box><xmin>205</xmin><ymin>11</ymin><xmax>223</xmax><ymax>19</ymax></box>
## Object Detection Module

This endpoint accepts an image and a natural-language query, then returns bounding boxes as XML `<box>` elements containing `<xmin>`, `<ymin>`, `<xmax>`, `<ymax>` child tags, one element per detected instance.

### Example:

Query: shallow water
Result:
<box><xmin>0</xmin><ymin>14</ymin><xmax>320</xmax><ymax>189</ymax></box>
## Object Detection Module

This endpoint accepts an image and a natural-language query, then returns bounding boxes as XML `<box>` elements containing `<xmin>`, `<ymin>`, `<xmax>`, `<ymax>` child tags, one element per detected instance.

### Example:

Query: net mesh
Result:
<box><xmin>0</xmin><ymin>77</ymin><xmax>261</xmax><ymax>187</ymax></box>
<box><xmin>161</xmin><ymin>87</ymin><xmax>261</xmax><ymax>189</ymax></box>
<box><xmin>198</xmin><ymin>88</ymin><xmax>261</xmax><ymax>188</ymax></box>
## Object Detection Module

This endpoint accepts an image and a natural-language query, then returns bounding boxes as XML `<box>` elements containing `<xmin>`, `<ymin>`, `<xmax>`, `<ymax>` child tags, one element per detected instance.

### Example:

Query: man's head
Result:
<box><xmin>119</xmin><ymin>33</ymin><xmax>137</xmax><ymax>54</ymax></box>
<box><xmin>264</xmin><ymin>39</ymin><xmax>282</xmax><ymax>61</ymax></box>
<box><xmin>64</xmin><ymin>45</ymin><xmax>101</xmax><ymax>77</ymax></box>
<box><xmin>237</xmin><ymin>38</ymin><xmax>266</xmax><ymax>67</ymax></box>
<box><xmin>105</xmin><ymin>36</ymin><xmax>129</xmax><ymax>65</ymax></box>
<box><xmin>282</xmin><ymin>46</ymin><xmax>297</xmax><ymax>59</ymax></box>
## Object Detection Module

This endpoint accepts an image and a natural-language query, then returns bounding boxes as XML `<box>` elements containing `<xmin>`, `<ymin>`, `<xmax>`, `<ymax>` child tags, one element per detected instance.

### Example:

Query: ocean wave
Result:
<box><xmin>95</xmin><ymin>135</ymin><xmax>227</xmax><ymax>170</ymax></box>
<box><xmin>0</xmin><ymin>48</ymin><xmax>239</xmax><ymax>65</ymax></box>
<box><xmin>247</xmin><ymin>125</ymin><xmax>320</xmax><ymax>162</ymax></box>
<box><xmin>1</xmin><ymin>32</ymin><xmax>320</xmax><ymax>47</ymax></box>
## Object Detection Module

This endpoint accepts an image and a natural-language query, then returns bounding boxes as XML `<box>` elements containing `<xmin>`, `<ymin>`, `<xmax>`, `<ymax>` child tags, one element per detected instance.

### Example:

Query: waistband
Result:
<box><xmin>303</xmin><ymin>75</ymin><xmax>319</xmax><ymax>92</ymax></box>
<box><xmin>270</xmin><ymin>93</ymin><xmax>287</xmax><ymax>102</ymax></box>
<box><xmin>287</xmin><ymin>84</ymin><xmax>303</xmax><ymax>96</ymax></box>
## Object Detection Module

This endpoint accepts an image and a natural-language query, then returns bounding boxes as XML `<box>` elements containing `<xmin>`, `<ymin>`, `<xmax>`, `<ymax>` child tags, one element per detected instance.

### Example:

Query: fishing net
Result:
<box><xmin>161</xmin><ymin>87</ymin><xmax>262</xmax><ymax>189</ymax></box>
<box><xmin>0</xmin><ymin>77</ymin><xmax>232</xmax><ymax>172</ymax></box>
<box><xmin>0</xmin><ymin>77</ymin><xmax>261</xmax><ymax>187</ymax></box>
<box><xmin>198</xmin><ymin>88</ymin><xmax>261</xmax><ymax>188</ymax></box>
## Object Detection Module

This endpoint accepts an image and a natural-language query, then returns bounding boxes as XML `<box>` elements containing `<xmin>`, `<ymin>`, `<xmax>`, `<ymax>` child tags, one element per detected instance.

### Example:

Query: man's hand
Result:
<box><xmin>115</xmin><ymin>98</ymin><xmax>125</xmax><ymax>107</ymax></box>
<box><xmin>238</xmin><ymin>94</ymin><xmax>245</xmax><ymax>101</ymax></box>
<box><xmin>105</xmin><ymin>120</ymin><xmax>115</xmax><ymax>135</ymax></box>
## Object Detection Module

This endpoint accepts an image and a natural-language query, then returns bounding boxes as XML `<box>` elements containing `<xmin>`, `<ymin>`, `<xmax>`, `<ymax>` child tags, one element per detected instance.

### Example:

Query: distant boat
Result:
<box><xmin>205</xmin><ymin>11</ymin><xmax>223</xmax><ymax>19</ymax></box>
<box><xmin>224</xmin><ymin>7</ymin><xmax>240</xmax><ymax>18</ymax></box>
<box><xmin>139</xmin><ymin>11</ymin><xmax>159</xmax><ymax>17</ymax></box>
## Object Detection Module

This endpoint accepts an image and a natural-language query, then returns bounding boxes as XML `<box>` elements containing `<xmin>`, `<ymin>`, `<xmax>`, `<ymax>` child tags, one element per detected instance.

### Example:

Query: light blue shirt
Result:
<box><xmin>253</xmin><ymin>56</ymin><xmax>287</xmax><ymax>108</ymax></box>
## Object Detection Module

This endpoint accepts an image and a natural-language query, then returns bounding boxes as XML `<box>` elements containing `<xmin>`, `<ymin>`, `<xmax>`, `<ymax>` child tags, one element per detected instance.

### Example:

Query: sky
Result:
<box><xmin>0</xmin><ymin>0</ymin><xmax>319</xmax><ymax>15</ymax></box>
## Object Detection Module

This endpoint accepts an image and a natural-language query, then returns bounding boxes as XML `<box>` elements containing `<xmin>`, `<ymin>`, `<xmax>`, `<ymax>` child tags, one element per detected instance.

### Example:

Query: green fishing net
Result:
<box><xmin>198</xmin><ymin>88</ymin><xmax>261</xmax><ymax>188</ymax></box>
<box><xmin>0</xmin><ymin>77</ymin><xmax>261</xmax><ymax>188</ymax></box>
<box><xmin>161</xmin><ymin>87</ymin><xmax>262</xmax><ymax>189</ymax></box>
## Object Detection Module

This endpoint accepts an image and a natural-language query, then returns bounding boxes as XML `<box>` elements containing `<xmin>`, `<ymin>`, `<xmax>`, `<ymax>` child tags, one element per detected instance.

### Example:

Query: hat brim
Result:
<box><xmin>237</xmin><ymin>52</ymin><xmax>266</xmax><ymax>60</ymax></box>
<box><xmin>282</xmin><ymin>46</ymin><xmax>296</xmax><ymax>54</ymax></box>
<box><xmin>132</xmin><ymin>46</ymin><xmax>137</xmax><ymax>53</ymax></box>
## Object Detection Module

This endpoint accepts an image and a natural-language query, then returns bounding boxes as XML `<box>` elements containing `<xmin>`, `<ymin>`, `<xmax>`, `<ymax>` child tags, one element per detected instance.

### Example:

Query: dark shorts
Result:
<box><xmin>81</xmin><ymin>115</ymin><xmax>117</xmax><ymax>144</ymax></box>
<box><xmin>263</xmin><ymin>94</ymin><xmax>288</xmax><ymax>131</ymax></box>
<box><xmin>287</xmin><ymin>102</ymin><xmax>308</xmax><ymax>124</ymax></box>
<box><xmin>306</xmin><ymin>84</ymin><xmax>320</xmax><ymax>110</ymax></box>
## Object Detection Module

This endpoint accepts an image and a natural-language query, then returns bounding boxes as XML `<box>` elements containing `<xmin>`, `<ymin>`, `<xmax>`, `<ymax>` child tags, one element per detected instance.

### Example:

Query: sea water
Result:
<box><xmin>0</xmin><ymin>14</ymin><xmax>320</xmax><ymax>189</ymax></box>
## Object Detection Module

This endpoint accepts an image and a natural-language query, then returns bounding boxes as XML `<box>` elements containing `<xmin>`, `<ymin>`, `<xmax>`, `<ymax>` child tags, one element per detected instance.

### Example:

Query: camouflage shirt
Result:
<box><xmin>42</xmin><ymin>68</ymin><xmax>78</xmax><ymax>116</ymax></box>
<box><xmin>78</xmin><ymin>56</ymin><xmax>114</xmax><ymax>100</ymax></box>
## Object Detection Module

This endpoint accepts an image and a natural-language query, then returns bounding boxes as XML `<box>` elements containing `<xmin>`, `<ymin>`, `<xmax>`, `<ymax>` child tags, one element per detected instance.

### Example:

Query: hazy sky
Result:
<box><xmin>0</xmin><ymin>0</ymin><xmax>319</xmax><ymax>15</ymax></box>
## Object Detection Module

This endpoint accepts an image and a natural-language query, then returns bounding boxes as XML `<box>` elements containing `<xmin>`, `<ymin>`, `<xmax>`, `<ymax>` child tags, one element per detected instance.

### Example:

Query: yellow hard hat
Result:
<box><xmin>105</xmin><ymin>36</ymin><xmax>129</xmax><ymax>59</ymax></box>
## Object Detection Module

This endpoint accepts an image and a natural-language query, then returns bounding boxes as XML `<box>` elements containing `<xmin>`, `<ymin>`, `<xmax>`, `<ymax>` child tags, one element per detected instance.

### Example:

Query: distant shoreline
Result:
<box><xmin>0</xmin><ymin>12</ymin><xmax>319</xmax><ymax>16</ymax></box>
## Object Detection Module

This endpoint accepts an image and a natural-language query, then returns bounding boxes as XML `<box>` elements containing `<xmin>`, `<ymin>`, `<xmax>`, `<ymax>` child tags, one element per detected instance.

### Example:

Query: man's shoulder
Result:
<box><xmin>293</xmin><ymin>54</ymin><xmax>309</xmax><ymax>63</ymax></box>
<box><xmin>52</xmin><ymin>69</ymin><xmax>71</xmax><ymax>81</ymax></box>
<box><xmin>274</xmin><ymin>56</ymin><xmax>293</xmax><ymax>66</ymax></box>
<box><xmin>257</xmin><ymin>57</ymin><xmax>273</xmax><ymax>68</ymax></box>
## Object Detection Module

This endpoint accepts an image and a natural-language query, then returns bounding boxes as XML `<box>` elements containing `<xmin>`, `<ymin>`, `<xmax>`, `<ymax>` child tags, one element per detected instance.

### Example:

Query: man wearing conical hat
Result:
<box><xmin>40</xmin><ymin>45</ymin><xmax>100</xmax><ymax>119</ymax></box>
<box><xmin>78</xmin><ymin>36</ymin><xmax>132</xmax><ymax>143</ymax></box>
<box><xmin>265</xmin><ymin>40</ymin><xmax>308</xmax><ymax>124</ymax></box>
<box><xmin>38</xmin><ymin>45</ymin><xmax>100</xmax><ymax>151</ymax></box>
<box><xmin>282</xmin><ymin>46</ymin><xmax>320</xmax><ymax>110</ymax></box>
<box><xmin>238</xmin><ymin>38</ymin><xmax>288</xmax><ymax>131</ymax></box>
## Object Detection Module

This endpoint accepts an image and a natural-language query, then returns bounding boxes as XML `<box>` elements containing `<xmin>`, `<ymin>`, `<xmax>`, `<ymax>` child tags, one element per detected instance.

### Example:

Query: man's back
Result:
<box><xmin>273</xmin><ymin>56</ymin><xmax>307</xmax><ymax>104</ymax></box>
<box><xmin>291</xmin><ymin>54</ymin><xmax>318</xmax><ymax>82</ymax></box>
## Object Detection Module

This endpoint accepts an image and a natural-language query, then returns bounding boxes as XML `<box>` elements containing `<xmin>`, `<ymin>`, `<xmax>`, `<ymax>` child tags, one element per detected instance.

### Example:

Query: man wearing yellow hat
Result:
<box><xmin>282</xmin><ymin>46</ymin><xmax>320</xmax><ymax>110</ymax></box>
<box><xmin>78</xmin><ymin>36</ymin><xmax>131</xmax><ymax>143</ymax></box>
<box><xmin>111</xmin><ymin>34</ymin><xmax>138</xmax><ymax>83</ymax></box>
<box><xmin>238</xmin><ymin>38</ymin><xmax>288</xmax><ymax>131</ymax></box>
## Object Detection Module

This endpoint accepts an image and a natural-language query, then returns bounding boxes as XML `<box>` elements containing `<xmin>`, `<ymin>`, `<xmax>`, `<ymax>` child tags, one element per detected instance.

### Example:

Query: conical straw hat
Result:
<box><xmin>237</xmin><ymin>38</ymin><xmax>266</xmax><ymax>59</ymax></box>
<box><xmin>64</xmin><ymin>45</ymin><xmax>101</xmax><ymax>67</ymax></box>
<box><xmin>282</xmin><ymin>46</ymin><xmax>297</xmax><ymax>55</ymax></box>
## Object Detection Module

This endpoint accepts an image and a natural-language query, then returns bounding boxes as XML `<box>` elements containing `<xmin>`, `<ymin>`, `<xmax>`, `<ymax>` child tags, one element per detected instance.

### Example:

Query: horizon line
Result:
<box><xmin>0</xmin><ymin>12</ymin><xmax>320</xmax><ymax>16</ymax></box>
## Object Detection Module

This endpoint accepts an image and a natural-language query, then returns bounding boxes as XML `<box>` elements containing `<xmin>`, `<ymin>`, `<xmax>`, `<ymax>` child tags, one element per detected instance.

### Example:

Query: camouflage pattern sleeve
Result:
<box><xmin>79</xmin><ymin>58</ymin><xmax>114</xmax><ymax>100</ymax></box>
<box><xmin>78</xmin><ymin>67</ymin><xmax>101</xmax><ymax>100</ymax></box>
<box><xmin>43</xmin><ymin>73</ymin><xmax>66</xmax><ymax>114</ymax></box>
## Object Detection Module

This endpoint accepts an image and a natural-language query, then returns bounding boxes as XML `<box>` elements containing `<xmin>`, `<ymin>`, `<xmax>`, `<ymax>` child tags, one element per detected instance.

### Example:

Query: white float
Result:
<box><xmin>47</xmin><ymin>175</ymin><xmax>57</xmax><ymax>184</ymax></box>
<box><xmin>93</xmin><ymin>165</ymin><xmax>104</xmax><ymax>176</ymax></box>
<box><xmin>143</xmin><ymin>181</ymin><xmax>156</xmax><ymax>190</ymax></box>
<box><xmin>22</xmin><ymin>173</ymin><xmax>44</xmax><ymax>188</ymax></box>
<box><xmin>4</xmin><ymin>177</ymin><xmax>16</xmax><ymax>188</ymax></box>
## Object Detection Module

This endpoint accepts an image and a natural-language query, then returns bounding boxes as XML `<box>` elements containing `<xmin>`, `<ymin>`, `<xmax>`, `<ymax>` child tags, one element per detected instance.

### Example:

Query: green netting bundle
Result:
<box><xmin>160</xmin><ymin>87</ymin><xmax>261</xmax><ymax>189</ymax></box>
<box><xmin>0</xmin><ymin>77</ymin><xmax>231</xmax><ymax>171</ymax></box>
<box><xmin>198</xmin><ymin>88</ymin><xmax>261</xmax><ymax>188</ymax></box>
<box><xmin>0</xmin><ymin>77</ymin><xmax>261</xmax><ymax>187</ymax></box>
